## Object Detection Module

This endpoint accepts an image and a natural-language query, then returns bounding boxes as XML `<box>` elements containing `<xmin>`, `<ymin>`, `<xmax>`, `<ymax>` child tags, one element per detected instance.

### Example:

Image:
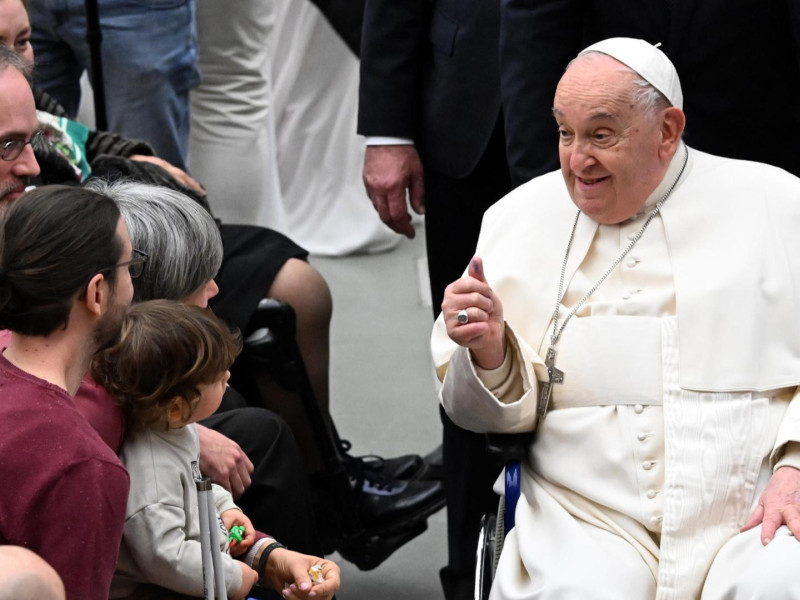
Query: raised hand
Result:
<box><xmin>442</xmin><ymin>256</ymin><xmax>507</xmax><ymax>369</ymax></box>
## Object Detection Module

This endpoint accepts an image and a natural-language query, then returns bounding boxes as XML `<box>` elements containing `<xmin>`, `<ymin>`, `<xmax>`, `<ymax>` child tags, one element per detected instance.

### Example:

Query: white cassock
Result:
<box><xmin>431</xmin><ymin>143</ymin><xmax>800</xmax><ymax>599</ymax></box>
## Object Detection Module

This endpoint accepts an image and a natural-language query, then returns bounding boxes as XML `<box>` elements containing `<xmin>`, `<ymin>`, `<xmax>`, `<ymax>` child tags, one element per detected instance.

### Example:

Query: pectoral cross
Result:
<box><xmin>537</xmin><ymin>346</ymin><xmax>564</xmax><ymax>417</ymax></box>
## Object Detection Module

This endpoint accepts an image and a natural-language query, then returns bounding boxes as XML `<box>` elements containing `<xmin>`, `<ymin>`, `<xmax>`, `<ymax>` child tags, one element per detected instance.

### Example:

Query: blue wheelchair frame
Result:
<box><xmin>474</xmin><ymin>433</ymin><xmax>531</xmax><ymax>600</ymax></box>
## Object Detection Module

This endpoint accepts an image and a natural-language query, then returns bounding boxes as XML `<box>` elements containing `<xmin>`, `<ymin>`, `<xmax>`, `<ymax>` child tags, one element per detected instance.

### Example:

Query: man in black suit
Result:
<box><xmin>500</xmin><ymin>0</ymin><xmax>800</xmax><ymax>187</ymax></box>
<box><xmin>358</xmin><ymin>1</ymin><xmax>510</xmax><ymax>598</ymax></box>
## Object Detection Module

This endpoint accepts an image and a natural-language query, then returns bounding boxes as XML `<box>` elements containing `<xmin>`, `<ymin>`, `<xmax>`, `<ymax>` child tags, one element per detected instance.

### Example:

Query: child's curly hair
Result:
<box><xmin>91</xmin><ymin>300</ymin><xmax>242</xmax><ymax>432</ymax></box>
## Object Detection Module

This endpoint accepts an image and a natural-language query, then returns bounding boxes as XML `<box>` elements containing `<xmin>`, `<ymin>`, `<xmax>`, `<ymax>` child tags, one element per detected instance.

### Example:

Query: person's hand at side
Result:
<box><xmin>741</xmin><ymin>465</ymin><xmax>800</xmax><ymax>544</ymax></box>
<box><xmin>197</xmin><ymin>424</ymin><xmax>254</xmax><ymax>498</ymax></box>
<box><xmin>233</xmin><ymin>561</ymin><xmax>259</xmax><ymax>600</ymax></box>
<box><xmin>128</xmin><ymin>154</ymin><xmax>206</xmax><ymax>197</ymax></box>
<box><xmin>362</xmin><ymin>144</ymin><xmax>425</xmax><ymax>238</ymax></box>
<box><xmin>264</xmin><ymin>548</ymin><xmax>340</xmax><ymax>600</ymax></box>
<box><xmin>442</xmin><ymin>256</ymin><xmax>507</xmax><ymax>370</ymax></box>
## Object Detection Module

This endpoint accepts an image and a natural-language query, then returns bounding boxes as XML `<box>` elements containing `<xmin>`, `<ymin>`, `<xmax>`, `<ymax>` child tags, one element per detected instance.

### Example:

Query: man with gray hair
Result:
<box><xmin>433</xmin><ymin>38</ymin><xmax>800</xmax><ymax>598</ymax></box>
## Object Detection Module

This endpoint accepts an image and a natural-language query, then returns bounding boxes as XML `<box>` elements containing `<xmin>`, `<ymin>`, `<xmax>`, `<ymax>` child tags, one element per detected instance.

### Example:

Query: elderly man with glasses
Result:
<box><xmin>0</xmin><ymin>49</ymin><xmax>39</xmax><ymax>211</ymax></box>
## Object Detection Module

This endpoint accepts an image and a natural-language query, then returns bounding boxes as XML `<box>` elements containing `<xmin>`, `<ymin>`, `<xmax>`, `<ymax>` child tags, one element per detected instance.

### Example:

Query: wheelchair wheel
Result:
<box><xmin>475</xmin><ymin>512</ymin><xmax>496</xmax><ymax>600</ymax></box>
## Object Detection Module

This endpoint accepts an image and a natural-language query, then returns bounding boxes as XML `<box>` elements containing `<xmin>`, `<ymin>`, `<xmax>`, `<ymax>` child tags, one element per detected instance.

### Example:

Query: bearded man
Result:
<box><xmin>433</xmin><ymin>38</ymin><xmax>800</xmax><ymax>599</ymax></box>
<box><xmin>0</xmin><ymin>184</ymin><xmax>137</xmax><ymax>600</ymax></box>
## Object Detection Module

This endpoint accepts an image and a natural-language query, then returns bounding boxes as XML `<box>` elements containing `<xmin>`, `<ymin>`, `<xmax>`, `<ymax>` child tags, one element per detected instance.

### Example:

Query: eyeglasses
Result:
<box><xmin>113</xmin><ymin>249</ymin><xmax>148</xmax><ymax>279</ymax></box>
<box><xmin>1</xmin><ymin>130</ymin><xmax>44</xmax><ymax>162</ymax></box>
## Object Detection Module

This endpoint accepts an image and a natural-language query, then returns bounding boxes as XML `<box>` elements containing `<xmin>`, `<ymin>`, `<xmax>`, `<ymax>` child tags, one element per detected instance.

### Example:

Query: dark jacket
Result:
<box><xmin>358</xmin><ymin>0</ymin><xmax>502</xmax><ymax>179</ymax></box>
<box><xmin>500</xmin><ymin>0</ymin><xmax>800</xmax><ymax>186</ymax></box>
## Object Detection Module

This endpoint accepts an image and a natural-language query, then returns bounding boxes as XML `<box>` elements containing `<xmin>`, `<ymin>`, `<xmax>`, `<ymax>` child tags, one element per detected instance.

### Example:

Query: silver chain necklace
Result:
<box><xmin>537</xmin><ymin>145</ymin><xmax>689</xmax><ymax>417</ymax></box>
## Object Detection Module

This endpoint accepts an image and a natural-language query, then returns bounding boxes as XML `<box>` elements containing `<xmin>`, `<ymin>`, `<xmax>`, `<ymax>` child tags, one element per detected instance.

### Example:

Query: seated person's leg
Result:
<box><xmin>257</xmin><ymin>257</ymin><xmax>333</xmax><ymax>471</ymax></box>
<box><xmin>212</xmin><ymin>224</ymin><xmax>425</xmax><ymax>476</ymax></box>
<box><xmin>703</xmin><ymin>525</ymin><xmax>800</xmax><ymax>599</ymax></box>
<box><xmin>493</xmin><ymin>484</ymin><xmax>655</xmax><ymax>599</ymax></box>
<box><xmin>210</xmin><ymin>225</ymin><xmax>327</xmax><ymax>469</ymax></box>
<box><xmin>212</xmin><ymin>225</ymin><xmax>443</xmax><ymax>533</ymax></box>
<box><xmin>267</xmin><ymin>257</ymin><xmax>332</xmax><ymax>413</ymax></box>
<box><xmin>200</xmin><ymin>386</ymin><xmax>324</xmax><ymax>557</ymax></box>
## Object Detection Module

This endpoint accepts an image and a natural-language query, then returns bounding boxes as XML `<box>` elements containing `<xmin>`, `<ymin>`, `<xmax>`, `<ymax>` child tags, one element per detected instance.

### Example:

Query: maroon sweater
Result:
<box><xmin>0</xmin><ymin>353</ymin><xmax>130</xmax><ymax>600</ymax></box>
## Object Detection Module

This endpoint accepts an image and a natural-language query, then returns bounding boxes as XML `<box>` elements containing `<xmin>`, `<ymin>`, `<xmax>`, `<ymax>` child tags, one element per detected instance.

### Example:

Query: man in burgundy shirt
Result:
<box><xmin>0</xmin><ymin>58</ymin><xmax>136</xmax><ymax>596</ymax></box>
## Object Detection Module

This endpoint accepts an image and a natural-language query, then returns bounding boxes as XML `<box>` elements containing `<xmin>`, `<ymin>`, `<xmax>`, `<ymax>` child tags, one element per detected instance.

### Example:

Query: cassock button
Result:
<box><xmin>649</xmin><ymin>516</ymin><xmax>662</xmax><ymax>527</ymax></box>
<box><xmin>622</xmin><ymin>294</ymin><xmax>631</xmax><ymax>300</ymax></box>
<box><xmin>634</xmin><ymin>404</ymin><xmax>644</xmax><ymax>414</ymax></box>
<box><xmin>642</xmin><ymin>460</ymin><xmax>655</xmax><ymax>470</ymax></box>
<box><xmin>627</xmin><ymin>232</ymin><xmax>637</xmax><ymax>241</ymax></box>
<box><xmin>626</xmin><ymin>257</ymin><xmax>639</xmax><ymax>268</ymax></box>
<box><xmin>637</xmin><ymin>432</ymin><xmax>648</xmax><ymax>441</ymax></box>
<box><xmin>647</xmin><ymin>490</ymin><xmax>657</xmax><ymax>499</ymax></box>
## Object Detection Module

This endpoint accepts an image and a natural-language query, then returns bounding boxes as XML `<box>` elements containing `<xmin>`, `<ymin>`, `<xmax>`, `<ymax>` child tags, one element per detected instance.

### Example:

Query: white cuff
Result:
<box><xmin>365</xmin><ymin>136</ymin><xmax>414</xmax><ymax>146</ymax></box>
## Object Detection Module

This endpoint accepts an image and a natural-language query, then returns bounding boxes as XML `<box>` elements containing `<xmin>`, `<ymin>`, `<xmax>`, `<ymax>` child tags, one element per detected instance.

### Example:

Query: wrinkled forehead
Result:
<box><xmin>0</xmin><ymin>66</ymin><xmax>37</xmax><ymax>138</ymax></box>
<box><xmin>554</xmin><ymin>55</ymin><xmax>639</xmax><ymax>117</ymax></box>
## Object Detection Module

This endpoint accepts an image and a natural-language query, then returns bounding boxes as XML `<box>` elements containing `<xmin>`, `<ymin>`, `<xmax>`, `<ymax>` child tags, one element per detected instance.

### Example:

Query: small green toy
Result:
<box><xmin>228</xmin><ymin>525</ymin><xmax>246</xmax><ymax>544</ymax></box>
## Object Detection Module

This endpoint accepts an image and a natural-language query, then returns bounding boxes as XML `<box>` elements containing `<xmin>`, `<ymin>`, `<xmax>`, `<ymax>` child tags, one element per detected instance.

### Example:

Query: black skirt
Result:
<box><xmin>210</xmin><ymin>224</ymin><xmax>309</xmax><ymax>333</ymax></box>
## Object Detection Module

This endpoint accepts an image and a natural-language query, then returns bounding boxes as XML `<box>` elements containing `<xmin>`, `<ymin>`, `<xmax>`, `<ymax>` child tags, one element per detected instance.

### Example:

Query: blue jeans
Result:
<box><xmin>30</xmin><ymin>0</ymin><xmax>200</xmax><ymax>169</ymax></box>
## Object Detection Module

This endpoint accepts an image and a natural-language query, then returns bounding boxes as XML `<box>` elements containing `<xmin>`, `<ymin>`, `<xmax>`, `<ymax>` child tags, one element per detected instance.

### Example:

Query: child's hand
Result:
<box><xmin>264</xmin><ymin>548</ymin><xmax>341</xmax><ymax>599</ymax></box>
<box><xmin>232</xmin><ymin>561</ymin><xmax>259</xmax><ymax>600</ymax></box>
<box><xmin>221</xmin><ymin>509</ymin><xmax>256</xmax><ymax>556</ymax></box>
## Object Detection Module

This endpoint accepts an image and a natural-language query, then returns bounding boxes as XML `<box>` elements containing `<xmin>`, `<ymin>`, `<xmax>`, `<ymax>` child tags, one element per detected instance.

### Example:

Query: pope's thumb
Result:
<box><xmin>468</xmin><ymin>257</ymin><xmax>486</xmax><ymax>282</ymax></box>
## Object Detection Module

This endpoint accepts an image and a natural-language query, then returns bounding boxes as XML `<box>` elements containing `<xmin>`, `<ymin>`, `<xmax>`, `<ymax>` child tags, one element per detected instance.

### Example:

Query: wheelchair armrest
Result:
<box><xmin>485</xmin><ymin>432</ymin><xmax>533</xmax><ymax>463</ymax></box>
<box><xmin>484</xmin><ymin>432</ymin><xmax>533</xmax><ymax>534</ymax></box>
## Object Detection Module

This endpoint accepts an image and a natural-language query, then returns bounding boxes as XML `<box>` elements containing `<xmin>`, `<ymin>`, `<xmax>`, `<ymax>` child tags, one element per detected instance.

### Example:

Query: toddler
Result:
<box><xmin>92</xmin><ymin>300</ymin><xmax>339</xmax><ymax>600</ymax></box>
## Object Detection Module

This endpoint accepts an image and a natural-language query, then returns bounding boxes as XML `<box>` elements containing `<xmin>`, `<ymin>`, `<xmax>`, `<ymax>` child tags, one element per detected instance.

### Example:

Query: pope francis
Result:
<box><xmin>432</xmin><ymin>38</ymin><xmax>800</xmax><ymax>599</ymax></box>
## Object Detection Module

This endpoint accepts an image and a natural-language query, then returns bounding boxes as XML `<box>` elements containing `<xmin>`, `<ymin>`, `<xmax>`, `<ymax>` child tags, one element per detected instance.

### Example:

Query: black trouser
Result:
<box><xmin>423</xmin><ymin>117</ymin><xmax>512</xmax><ymax>600</ymax></box>
<box><xmin>202</xmin><ymin>387</ymin><xmax>323</xmax><ymax>557</ymax></box>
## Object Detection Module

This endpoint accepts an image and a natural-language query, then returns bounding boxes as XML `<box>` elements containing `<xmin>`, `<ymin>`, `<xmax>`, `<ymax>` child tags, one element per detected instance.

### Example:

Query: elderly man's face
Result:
<box><xmin>553</xmin><ymin>55</ymin><xmax>672</xmax><ymax>224</ymax></box>
<box><xmin>0</xmin><ymin>67</ymin><xmax>40</xmax><ymax>212</ymax></box>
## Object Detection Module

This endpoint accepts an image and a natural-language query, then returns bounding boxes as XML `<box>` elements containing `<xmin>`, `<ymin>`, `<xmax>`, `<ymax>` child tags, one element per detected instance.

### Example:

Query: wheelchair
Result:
<box><xmin>474</xmin><ymin>433</ymin><xmax>532</xmax><ymax>600</ymax></box>
<box><xmin>230</xmin><ymin>298</ymin><xmax>443</xmax><ymax>572</ymax></box>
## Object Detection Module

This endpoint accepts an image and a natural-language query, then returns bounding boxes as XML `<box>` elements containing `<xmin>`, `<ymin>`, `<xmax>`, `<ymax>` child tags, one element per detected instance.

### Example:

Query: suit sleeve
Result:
<box><xmin>499</xmin><ymin>0</ymin><xmax>584</xmax><ymax>187</ymax></box>
<box><xmin>357</xmin><ymin>0</ymin><xmax>431</xmax><ymax>138</ymax></box>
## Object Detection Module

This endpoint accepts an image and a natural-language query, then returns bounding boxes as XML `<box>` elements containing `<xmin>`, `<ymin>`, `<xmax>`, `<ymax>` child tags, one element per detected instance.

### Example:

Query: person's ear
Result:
<box><xmin>83</xmin><ymin>272</ymin><xmax>107</xmax><ymax>318</ymax></box>
<box><xmin>659</xmin><ymin>107</ymin><xmax>686</xmax><ymax>157</ymax></box>
<box><xmin>166</xmin><ymin>398</ymin><xmax>186</xmax><ymax>428</ymax></box>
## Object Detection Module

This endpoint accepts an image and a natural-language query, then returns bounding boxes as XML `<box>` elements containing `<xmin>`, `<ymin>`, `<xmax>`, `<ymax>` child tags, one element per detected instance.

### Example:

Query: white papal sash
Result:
<box><xmin>657</xmin><ymin>317</ymin><xmax>771</xmax><ymax>600</ymax></box>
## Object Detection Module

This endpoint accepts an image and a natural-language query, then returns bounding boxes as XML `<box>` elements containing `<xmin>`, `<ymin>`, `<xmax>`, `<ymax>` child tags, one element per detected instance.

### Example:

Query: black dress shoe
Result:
<box><xmin>338</xmin><ymin>439</ymin><xmax>426</xmax><ymax>480</ymax></box>
<box><xmin>337</xmin><ymin>519</ymin><xmax>429</xmax><ymax>571</ymax></box>
<box><xmin>355</xmin><ymin>453</ymin><xmax>425</xmax><ymax>480</ymax></box>
<box><xmin>351</xmin><ymin>465</ymin><xmax>445</xmax><ymax>531</ymax></box>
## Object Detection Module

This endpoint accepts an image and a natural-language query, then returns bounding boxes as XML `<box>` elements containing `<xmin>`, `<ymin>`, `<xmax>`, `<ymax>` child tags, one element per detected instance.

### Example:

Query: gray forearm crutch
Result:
<box><xmin>196</xmin><ymin>477</ymin><xmax>228</xmax><ymax>600</ymax></box>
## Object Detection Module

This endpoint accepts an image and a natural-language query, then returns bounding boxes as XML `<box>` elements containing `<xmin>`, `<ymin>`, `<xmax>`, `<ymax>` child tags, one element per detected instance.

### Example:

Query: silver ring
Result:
<box><xmin>457</xmin><ymin>309</ymin><xmax>469</xmax><ymax>324</ymax></box>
